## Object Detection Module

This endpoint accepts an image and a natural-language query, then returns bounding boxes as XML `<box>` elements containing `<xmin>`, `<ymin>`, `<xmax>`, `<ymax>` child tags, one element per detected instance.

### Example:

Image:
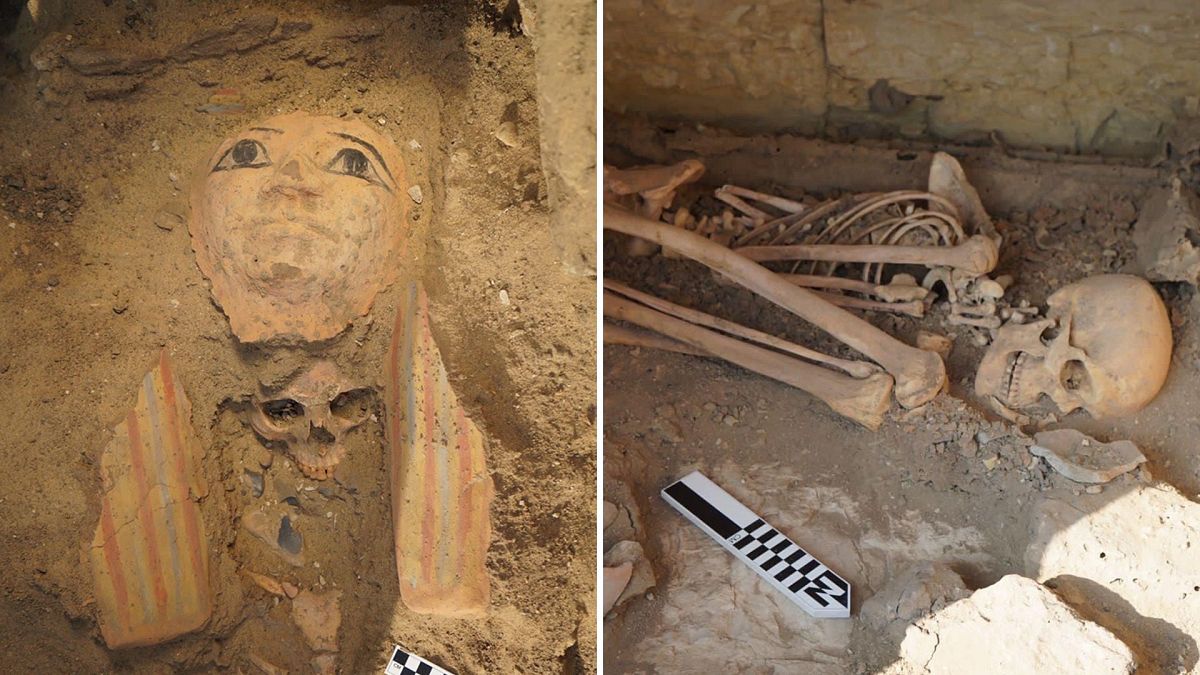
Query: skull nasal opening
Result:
<box><xmin>310</xmin><ymin>425</ymin><xmax>336</xmax><ymax>444</ymax></box>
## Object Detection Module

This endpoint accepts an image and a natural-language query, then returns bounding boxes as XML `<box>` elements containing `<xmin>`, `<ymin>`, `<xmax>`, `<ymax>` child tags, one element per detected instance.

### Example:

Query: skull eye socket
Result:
<box><xmin>1060</xmin><ymin>359</ymin><xmax>1089</xmax><ymax>391</ymax></box>
<box><xmin>263</xmin><ymin>398</ymin><xmax>304</xmax><ymax>421</ymax></box>
<box><xmin>330</xmin><ymin>388</ymin><xmax>372</xmax><ymax>421</ymax></box>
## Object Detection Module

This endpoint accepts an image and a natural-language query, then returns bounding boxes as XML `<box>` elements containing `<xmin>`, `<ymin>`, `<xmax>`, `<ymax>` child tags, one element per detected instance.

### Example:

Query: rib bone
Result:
<box><xmin>605</xmin><ymin>205</ymin><xmax>946</xmax><ymax>408</ymax></box>
<box><xmin>734</xmin><ymin>234</ymin><xmax>999</xmax><ymax>276</ymax></box>
<box><xmin>717</xmin><ymin>185</ymin><xmax>807</xmax><ymax>214</ymax></box>
<box><xmin>605</xmin><ymin>292</ymin><xmax>894</xmax><ymax>429</ymax></box>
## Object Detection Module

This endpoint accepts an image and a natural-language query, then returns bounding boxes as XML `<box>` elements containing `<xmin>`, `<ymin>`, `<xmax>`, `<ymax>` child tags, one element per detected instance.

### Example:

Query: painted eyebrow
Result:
<box><xmin>249</xmin><ymin>127</ymin><xmax>283</xmax><ymax>134</ymax></box>
<box><xmin>329</xmin><ymin>132</ymin><xmax>395</xmax><ymax>184</ymax></box>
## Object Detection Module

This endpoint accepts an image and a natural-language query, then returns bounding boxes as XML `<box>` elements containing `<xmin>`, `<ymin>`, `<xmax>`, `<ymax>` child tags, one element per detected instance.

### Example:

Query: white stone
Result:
<box><xmin>860</xmin><ymin>562</ymin><xmax>969</xmax><ymax>644</ymax></box>
<box><xmin>1026</xmin><ymin>485</ymin><xmax>1200</xmax><ymax>672</ymax></box>
<box><xmin>884</xmin><ymin>575</ymin><xmax>1135</xmax><ymax>674</ymax></box>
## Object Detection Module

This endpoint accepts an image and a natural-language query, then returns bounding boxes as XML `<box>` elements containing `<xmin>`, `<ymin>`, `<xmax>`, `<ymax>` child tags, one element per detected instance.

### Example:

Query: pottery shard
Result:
<box><xmin>89</xmin><ymin>351</ymin><xmax>212</xmax><ymax>648</ymax></box>
<box><xmin>603</xmin><ymin>540</ymin><xmax>656</xmax><ymax>612</ymax></box>
<box><xmin>1026</xmin><ymin>485</ymin><xmax>1200</xmax><ymax>672</ymax></box>
<box><xmin>1133</xmin><ymin>179</ymin><xmax>1200</xmax><ymax>284</ymax></box>
<box><xmin>63</xmin><ymin>46</ymin><xmax>163</xmax><ymax>75</ymax></box>
<box><xmin>885</xmin><ymin>575</ymin><xmax>1135</xmax><ymax>674</ymax></box>
<box><xmin>291</xmin><ymin>589</ymin><xmax>341</xmax><ymax>653</ymax></box>
<box><xmin>860</xmin><ymin>562</ymin><xmax>969</xmax><ymax>644</ymax></box>
<box><xmin>174</xmin><ymin>15</ymin><xmax>278</xmax><ymax>61</ymax></box>
<box><xmin>1030</xmin><ymin>429</ymin><xmax>1145</xmax><ymax>484</ymax></box>
<box><xmin>602</xmin><ymin>563</ymin><xmax>633</xmax><ymax>615</ymax></box>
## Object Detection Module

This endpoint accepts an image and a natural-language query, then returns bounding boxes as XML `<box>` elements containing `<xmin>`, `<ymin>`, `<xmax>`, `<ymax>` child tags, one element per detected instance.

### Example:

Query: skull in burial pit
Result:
<box><xmin>249</xmin><ymin>361</ymin><xmax>373</xmax><ymax>480</ymax></box>
<box><xmin>190</xmin><ymin>112</ymin><xmax>410</xmax><ymax>343</ymax></box>
<box><xmin>975</xmin><ymin>274</ymin><xmax>1172</xmax><ymax>420</ymax></box>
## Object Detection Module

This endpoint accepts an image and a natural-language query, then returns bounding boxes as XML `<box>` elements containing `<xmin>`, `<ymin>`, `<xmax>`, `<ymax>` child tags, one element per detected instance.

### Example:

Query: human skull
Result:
<box><xmin>189</xmin><ymin>112</ymin><xmax>410</xmax><ymax>343</ymax></box>
<box><xmin>975</xmin><ymin>274</ymin><xmax>1171</xmax><ymax>420</ymax></box>
<box><xmin>248</xmin><ymin>361</ymin><xmax>373</xmax><ymax>479</ymax></box>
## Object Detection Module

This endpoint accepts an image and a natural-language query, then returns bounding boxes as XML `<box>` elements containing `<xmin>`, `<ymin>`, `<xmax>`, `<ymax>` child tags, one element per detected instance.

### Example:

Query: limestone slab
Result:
<box><xmin>887</xmin><ymin>575</ymin><xmax>1135</xmax><ymax>674</ymax></box>
<box><xmin>1026</xmin><ymin>485</ymin><xmax>1200</xmax><ymax>672</ymax></box>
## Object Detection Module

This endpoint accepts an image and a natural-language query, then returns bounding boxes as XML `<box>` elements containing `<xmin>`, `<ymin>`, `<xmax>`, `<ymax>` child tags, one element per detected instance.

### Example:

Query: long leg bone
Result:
<box><xmin>603</xmin><ymin>321</ymin><xmax>707</xmax><ymax>357</ymax></box>
<box><xmin>605</xmin><ymin>292</ymin><xmax>894</xmax><ymax>429</ymax></box>
<box><xmin>605</xmin><ymin>279</ymin><xmax>880</xmax><ymax>378</ymax></box>
<box><xmin>605</xmin><ymin>205</ymin><xmax>946</xmax><ymax>407</ymax></box>
<box><xmin>734</xmin><ymin>234</ymin><xmax>999</xmax><ymax>277</ymax></box>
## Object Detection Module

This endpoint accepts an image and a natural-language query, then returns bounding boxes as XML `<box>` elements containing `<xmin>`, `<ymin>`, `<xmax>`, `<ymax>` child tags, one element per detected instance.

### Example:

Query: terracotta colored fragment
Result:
<box><xmin>291</xmin><ymin>589</ymin><xmax>341</xmax><ymax>653</ymax></box>
<box><xmin>89</xmin><ymin>351</ymin><xmax>212</xmax><ymax>648</ymax></box>
<box><xmin>244</xmin><ymin>570</ymin><xmax>285</xmax><ymax>596</ymax></box>
<box><xmin>189</xmin><ymin>112</ymin><xmax>410</xmax><ymax>343</ymax></box>
<box><xmin>387</xmin><ymin>283</ymin><xmax>494</xmax><ymax>615</ymax></box>
<box><xmin>241</xmin><ymin>508</ymin><xmax>304</xmax><ymax>567</ymax></box>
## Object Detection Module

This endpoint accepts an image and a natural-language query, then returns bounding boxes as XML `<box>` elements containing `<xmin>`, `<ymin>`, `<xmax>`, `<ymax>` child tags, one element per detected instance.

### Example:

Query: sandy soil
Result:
<box><xmin>602</xmin><ymin>120</ymin><xmax>1200</xmax><ymax>673</ymax></box>
<box><xmin>0</xmin><ymin>2</ymin><xmax>594</xmax><ymax>673</ymax></box>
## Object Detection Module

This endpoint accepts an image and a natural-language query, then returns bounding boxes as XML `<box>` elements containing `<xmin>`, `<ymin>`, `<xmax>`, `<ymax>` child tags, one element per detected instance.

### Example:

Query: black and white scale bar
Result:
<box><xmin>661</xmin><ymin>470</ymin><xmax>851</xmax><ymax>619</ymax></box>
<box><xmin>384</xmin><ymin>645</ymin><xmax>455</xmax><ymax>675</ymax></box>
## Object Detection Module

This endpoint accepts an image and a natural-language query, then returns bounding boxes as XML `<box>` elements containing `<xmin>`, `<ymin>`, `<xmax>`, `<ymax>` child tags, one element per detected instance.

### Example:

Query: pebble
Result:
<box><xmin>277</xmin><ymin>516</ymin><xmax>303</xmax><ymax>555</ymax></box>
<box><xmin>407</xmin><ymin>185</ymin><xmax>423</xmax><ymax>204</ymax></box>
<box><xmin>255</xmin><ymin>446</ymin><xmax>273</xmax><ymax>468</ymax></box>
<box><xmin>499</xmin><ymin>289</ymin><xmax>510</xmax><ymax>305</ymax></box>
<box><xmin>243</xmin><ymin>469</ymin><xmax>264</xmax><ymax>497</ymax></box>
<box><xmin>46</xmin><ymin>276</ymin><xmax>59</xmax><ymax>287</ymax></box>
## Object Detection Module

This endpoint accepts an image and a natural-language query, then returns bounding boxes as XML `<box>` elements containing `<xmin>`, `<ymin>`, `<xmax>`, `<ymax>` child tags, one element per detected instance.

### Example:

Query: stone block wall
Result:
<box><xmin>604</xmin><ymin>0</ymin><xmax>1200</xmax><ymax>156</ymax></box>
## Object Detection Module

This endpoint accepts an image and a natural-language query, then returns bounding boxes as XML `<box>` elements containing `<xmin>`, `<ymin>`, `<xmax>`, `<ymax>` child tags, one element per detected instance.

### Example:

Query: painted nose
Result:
<box><xmin>280</xmin><ymin>159</ymin><xmax>302</xmax><ymax>180</ymax></box>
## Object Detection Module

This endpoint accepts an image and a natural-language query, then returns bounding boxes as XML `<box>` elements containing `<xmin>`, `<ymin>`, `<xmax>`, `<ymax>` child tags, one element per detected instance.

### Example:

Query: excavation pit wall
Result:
<box><xmin>603</xmin><ymin>0</ymin><xmax>1200</xmax><ymax>157</ymax></box>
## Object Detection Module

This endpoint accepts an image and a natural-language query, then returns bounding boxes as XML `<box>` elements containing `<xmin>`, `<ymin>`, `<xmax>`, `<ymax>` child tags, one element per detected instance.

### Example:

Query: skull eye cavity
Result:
<box><xmin>1060</xmin><ymin>359</ymin><xmax>1089</xmax><ymax>391</ymax></box>
<box><xmin>1040</xmin><ymin>323</ymin><xmax>1060</xmax><ymax>345</ymax></box>
<box><xmin>330</xmin><ymin>388</ymin><xmax>372</xmax><ymax>421</ymax></box>
<box><xmin>263</xmin><ymin>398</ymin><xmax>304</xmax><ymax>421</ymax></box>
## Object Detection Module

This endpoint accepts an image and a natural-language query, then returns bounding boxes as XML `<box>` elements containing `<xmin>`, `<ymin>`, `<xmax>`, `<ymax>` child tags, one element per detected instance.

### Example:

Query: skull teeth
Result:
<box><xmin>1004</xmin><ymin>351</ymin><xmax>1028</xmax><ymax>405</ymax></box>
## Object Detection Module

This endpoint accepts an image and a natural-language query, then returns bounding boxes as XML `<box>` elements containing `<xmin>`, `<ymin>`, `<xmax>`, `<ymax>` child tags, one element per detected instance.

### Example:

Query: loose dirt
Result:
<box><xmin>0</xmin><ymin>2</ymin><xmax>594</xmax><ymax>673</ymax></box>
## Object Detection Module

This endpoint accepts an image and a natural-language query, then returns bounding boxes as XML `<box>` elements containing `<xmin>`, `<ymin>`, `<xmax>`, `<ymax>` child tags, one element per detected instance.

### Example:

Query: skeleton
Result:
<box><xmin>974</xmin><ymin>274</ymin><xmax>1172</xmax><ymax>421</ymax></box>
<box><xmin>248</xmin><ymin>361</ymin><xmax>373</xmax><ymax>480</ymax></box>
<box><xmin>601</xmin><ymin>154</ymin><xmax>1025</xmax><ymax>427</ymax></box>
<box><xmin>605</xmin><ymin>204</ymin><xmax>944</xmax><ymax>421</ymax></box>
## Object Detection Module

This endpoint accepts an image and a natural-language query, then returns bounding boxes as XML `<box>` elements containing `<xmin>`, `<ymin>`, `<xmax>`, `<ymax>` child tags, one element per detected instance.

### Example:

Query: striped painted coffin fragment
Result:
<box><xmin>387</xmin><ymin>283</ymin><xmax>493</xmax><ymax>615</ymax></box>
<box><xmin>89</xmin><ymin>351</ymin><xmax>212</xmax><ymax>648</ymax></box>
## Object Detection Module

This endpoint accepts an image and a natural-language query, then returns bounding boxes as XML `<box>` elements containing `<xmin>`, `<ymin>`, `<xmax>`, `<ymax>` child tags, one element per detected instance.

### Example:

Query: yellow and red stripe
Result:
<box><xmin>387</xmin><ymin>283</ymin><xmax>493</xmax><ymax>616</ymax></box>
<box><xmin>89</xmin><ymin>351</ymin><xmax>212</xmax><ymax>648</ymax></box>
